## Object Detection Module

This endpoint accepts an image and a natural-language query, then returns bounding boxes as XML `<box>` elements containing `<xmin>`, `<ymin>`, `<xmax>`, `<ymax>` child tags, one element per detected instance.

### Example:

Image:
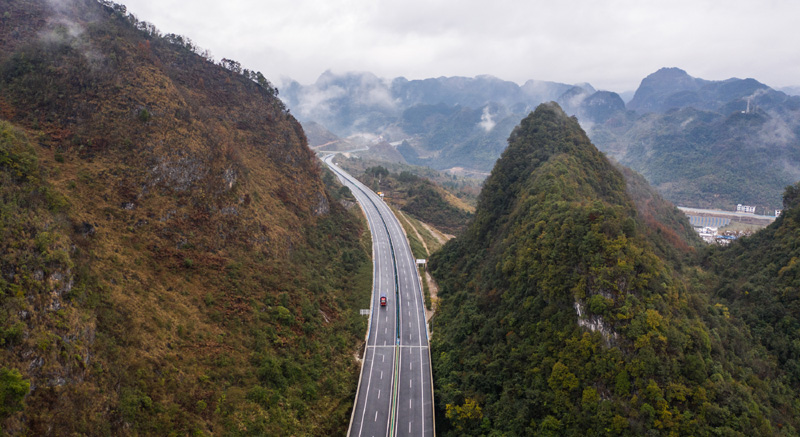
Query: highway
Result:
<box><xmin>322</xmin><ymin>155</ymin><xmax>434</xmax><ymax>437</ymax></box>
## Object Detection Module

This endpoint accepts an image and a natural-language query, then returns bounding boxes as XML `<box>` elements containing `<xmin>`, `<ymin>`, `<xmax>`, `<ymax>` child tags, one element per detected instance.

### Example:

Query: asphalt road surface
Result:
<box><xmin>322</xmin><ymin>155</ymin><xmax>434</xmax><ymax>437</ymax></box>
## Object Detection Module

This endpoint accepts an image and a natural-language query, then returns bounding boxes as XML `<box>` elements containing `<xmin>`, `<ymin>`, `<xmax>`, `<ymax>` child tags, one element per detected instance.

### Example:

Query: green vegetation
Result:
<box><xmin>706</xmin><ymin>181</ymin><xmax>800</xmax><ymax>383</ymax></box>
<box><xmin>0</xmin><ymin>368</ymin><xmax>29</xmax><ymax>418</ymax></box>
<box><xmin>354</xmin><ymin>165</ymin><xmax>473</xmax><ymax>235</ymax></box>
<box><xmin>430</xmin><ymin>103</ymin><xmax>799</xmax><ymax>435</ymax></box>
<box><xmin>0</xmin><ymin>0</ymin><xmax>371</xmax><ymax>434</ymax></box>
<box><xmin>335</xmin><ymin>155</ymin><xmax>481</xmax><ymax>211</ymax></box>
<box><xmin>614</xmin><ymin>164</ymin><xmax>703</xmax><ymax>262</ymax></box>
<box><xmin>405</xmin><ymin>212</ymin><xmax>444</xmax><ymax>254</ymax></box>
<box><xmin>419</xmin><ymin>265</ymin><xmax>432</xmax><ymax>311</ymax></box>
<box><xmin>592</xmin><ymin>106</ymin><xmax>800</xmax><ymax>211</ymax></box>
<box><xmin>393</xmin><ymin>207</ymin><xmax>427</xmax><ymax>259</ymax></box>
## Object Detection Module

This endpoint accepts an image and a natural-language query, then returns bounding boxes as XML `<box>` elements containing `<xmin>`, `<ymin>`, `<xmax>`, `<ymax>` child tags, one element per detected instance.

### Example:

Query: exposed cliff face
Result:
<box><xmin>0</xmin><ymin>0</ymin><xmax>370</xmax><ymax>434</ymax></box>
<box><xmin>429</xmin><ymin>103</ymin><xmax>798</xmax><ymax>436</ymax></box>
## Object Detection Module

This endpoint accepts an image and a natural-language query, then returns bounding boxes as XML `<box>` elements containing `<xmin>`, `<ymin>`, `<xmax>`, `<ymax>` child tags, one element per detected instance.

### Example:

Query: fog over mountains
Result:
<box><xmin>6</xmin><ymin>0</ymin><xmax>800</xmax><ymax>435</ymax></box>
<box><xmin>281</xmin><ymin>72</ymin><xmax>593</xmax><ymax>137</ymax></box>
<box><xmin>281</xmin><ymin>68</ymin><xmax>800</xmax><ymax>210</ymax></box>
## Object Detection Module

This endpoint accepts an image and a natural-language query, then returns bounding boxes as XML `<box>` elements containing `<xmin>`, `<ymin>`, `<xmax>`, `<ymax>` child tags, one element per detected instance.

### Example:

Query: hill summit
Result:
<box><xmin>429</xmin><ymin>103</ymin><xmax>798</xmax><ymax>435</ymax></box>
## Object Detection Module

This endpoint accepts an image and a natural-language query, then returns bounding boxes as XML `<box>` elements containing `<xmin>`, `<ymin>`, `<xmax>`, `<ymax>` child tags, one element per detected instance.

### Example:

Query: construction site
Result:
<box><xmin>678</xmin><ymin>206</ymin><xmax>777</xmax><ymax>244</ymax></box>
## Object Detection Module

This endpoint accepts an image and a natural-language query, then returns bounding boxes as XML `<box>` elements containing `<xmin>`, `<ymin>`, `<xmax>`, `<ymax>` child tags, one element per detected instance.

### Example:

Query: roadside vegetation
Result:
<box><xmin>0</xmin><ymin>1</ymin><xmax>372</xmax><ymax>434</ymax></box>
<box><xmin>336</xmin><ymin>157</ymin><xmax>479</xmax><ymax>234</ymax></box>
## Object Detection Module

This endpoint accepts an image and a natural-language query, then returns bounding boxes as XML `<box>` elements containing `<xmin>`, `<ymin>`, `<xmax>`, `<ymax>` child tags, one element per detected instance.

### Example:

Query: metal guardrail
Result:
<box><xmin>324</xmin><ymin>155</ymin><xmax>434</xmax><ymax>437</ymax></box>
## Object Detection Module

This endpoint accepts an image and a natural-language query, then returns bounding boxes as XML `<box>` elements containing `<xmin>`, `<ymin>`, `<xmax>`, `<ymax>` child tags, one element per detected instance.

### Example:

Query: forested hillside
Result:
<box><xmin>590</xmin><ymin>68</ymin><xmax>800</xmax><ymax>211</ymax></box>
<box><xmin>706</xmin><ymin>182</ymin><xmax>800</xmax><ymax>384</ymax></box>
<box><xmin>429</xmin><ymin>103</ymin><xmax>799</xmax><ymax>435</ymax></box>
<box><xmin>350</xmin><ymin>165</ymin><xmax>474</xmax><ymax>235</ymax></box>
<box><xmin>0</xmin><ymin>0</ymin><xmax>371</xmax><ymax>434</ymax></box>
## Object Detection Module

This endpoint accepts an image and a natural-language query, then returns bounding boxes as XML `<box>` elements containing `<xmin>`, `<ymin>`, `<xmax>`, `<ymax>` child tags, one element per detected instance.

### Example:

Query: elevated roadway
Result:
<box><xmin>322</xmin><ymin>155</ymin><xmax>434</xmax><ymax>437</ymax></box>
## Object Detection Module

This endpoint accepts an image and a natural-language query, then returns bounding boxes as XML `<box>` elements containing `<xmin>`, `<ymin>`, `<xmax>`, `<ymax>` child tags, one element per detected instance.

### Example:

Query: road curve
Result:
<box><xmin>322</xmin><ymin>155</ymin><xmax>434</xmax><ymax>437</ymax></box>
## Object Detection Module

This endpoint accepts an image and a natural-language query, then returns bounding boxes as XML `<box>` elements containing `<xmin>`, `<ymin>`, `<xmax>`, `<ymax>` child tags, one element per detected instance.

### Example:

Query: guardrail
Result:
<box><xmin>323</xmin><ymin>155</ymin><xmax>434</xmax><ymax>436</ymax></box>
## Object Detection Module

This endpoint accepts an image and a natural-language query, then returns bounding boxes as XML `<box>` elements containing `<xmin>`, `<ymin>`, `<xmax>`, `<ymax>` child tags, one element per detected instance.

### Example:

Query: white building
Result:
<box><xmin>736</xmin><ymin>204</ymin><xmax>756</xmax><ymax>214</ymax></box>
<box><xmin>697</xmin><ymin>227</ymin><xmax>718</xmax><ymax>243</ymax></box>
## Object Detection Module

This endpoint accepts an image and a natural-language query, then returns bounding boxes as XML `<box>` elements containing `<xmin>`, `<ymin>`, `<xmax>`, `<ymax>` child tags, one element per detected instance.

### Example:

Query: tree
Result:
<box><xmin>445</xmin><ymin>398</ymin><xmax>483</xmax><ymax>432</ymax></box>
<box><xmin>0</xmin><ymin>368</ymin><xmax>29</xmax><ymax>418</ymax></box>
<box><xmin>783</xmin><ymin>182</ymin><xmax>800</xmax><ymax>210</ymax></box>
<box><xmin>365</xmin><ymin>166</ymin><xmax>389</xmax><ymax>179</ymax></box>
<box><xmin>219</xmin><ymin>58</ymin><xmax>242</xmax><ymax>74</ymax></box>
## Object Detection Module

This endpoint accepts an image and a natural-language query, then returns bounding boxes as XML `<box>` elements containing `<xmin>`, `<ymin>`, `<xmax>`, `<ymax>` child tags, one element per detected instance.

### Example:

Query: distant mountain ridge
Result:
<box><xmin>283</xmin><ymin>68</ymin><xmax>800</xmax><ymax>210</ymax></box>
<box><xmin>281</xmin><ymin>71</ymin><xmax>592</xmax><ymax>137</ymax></box>
<box><xmin>627</xmin><ymin>67</ymin><xmax>793</xmax><ymax>115</ymax></box>
<box><xmin>590</xmin><ymin>68</ymin><xmax>800</xmax><ymax>210</ymax></box>
<box><xmin>281</xmin><ymin>71</ymin><xmax>601</xmax><ymax>171</ymax></box>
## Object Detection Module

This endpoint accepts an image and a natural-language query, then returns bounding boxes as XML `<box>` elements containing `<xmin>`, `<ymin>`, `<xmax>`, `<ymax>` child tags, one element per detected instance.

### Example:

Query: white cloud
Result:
<box><xmin>120</xmin><ymin>0</ymin><xmax>800</xmax><ymax>91</ymax></box>
<box><xmin>296</xmin><ymin>85</ymin><xmax>346</xmax><ymax>118</ymax></box>
<box><xmin>479</xmin><ymin>106</ymin><xmax>495</xmax><ymax>132</ymax></box>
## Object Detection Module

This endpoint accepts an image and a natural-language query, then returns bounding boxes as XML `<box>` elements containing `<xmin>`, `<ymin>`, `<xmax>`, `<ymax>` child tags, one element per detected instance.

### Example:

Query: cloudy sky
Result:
<box><xmin>121</xmin><ymin>0</ymin><xmax>800</xmax><ymax>92</ymax></box>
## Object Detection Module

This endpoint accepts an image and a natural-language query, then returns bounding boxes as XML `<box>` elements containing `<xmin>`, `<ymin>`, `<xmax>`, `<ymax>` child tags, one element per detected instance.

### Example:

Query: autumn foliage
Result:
<box><xmin>0</xmin><ymin>0</ymin><xmax>371</xmax><ymax>434</ymax></box>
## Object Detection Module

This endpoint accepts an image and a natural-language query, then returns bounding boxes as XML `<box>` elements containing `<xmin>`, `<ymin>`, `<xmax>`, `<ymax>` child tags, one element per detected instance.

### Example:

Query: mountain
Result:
<box><xmin>391</xmin><ymin>75</ymin><xmax>526</xmax><ymax>108</ymax></box>
<box><xmin>285</xmin><ymin>68</ymin><xmax>800</xmax><ymax>211</ymax></box>
<box><xmin>429</xmin><ymin>103</ymin><xmax>798</xmax><ymax>435</ymax></box>
<box><xmin>282</xmin><ymin>70</ymin><xmax>399</xmax><ymax>136</ymax></box>
<box><xmin>557</xmin><ymin>88</ymin><xmax>627</xmax><ymax>125</ymax></box>
<box><xmin>780</xmin><ymin>86</ymin><xmax>800</xmax><ymax>97</ymax></box>
<box><xmin>706</xmin><ymin>181</ymin><xmax>800</xmax><ymax>384</ymax></box>
<box><xmin>0</xmin><ymin>0</ymin><xmax>370</xmax><ymax>434</ymax></box>
<box><xmin>397</xmin><ymin>102</ymin><xmax>523</xmax><ymax>171</ymax></box>
<box><xmin>353</xmin><ymin>165</ymin><xmax>474</xmax><ymax>235</ymax></box>
<box><xmin>579</xmin><ymin>91</ymin><xmax>627</xmax><ymax>124</ymax></box>
<box><xmin>627</xmin><ymin>67</ymin><xmax>709</xmax><ymax>113</ymax></box>
<box><xmin>280</xmin><ymin>72</ymin><xmax>595</xmax><ymax>171</ymax></box>
<box><xmin>627</xmin><ymin>67</ymin><xmax>794</xmax><ymax>115</ymax></box>
<box><xmin>590</xmin><ymin>68</ymin><xmax>800</xmax><ymax>210</ymax></box>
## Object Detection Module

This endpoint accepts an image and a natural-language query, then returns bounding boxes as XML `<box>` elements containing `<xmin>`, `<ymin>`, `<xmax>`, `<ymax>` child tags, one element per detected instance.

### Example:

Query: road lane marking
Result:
<box><xmin>378</xmin><ymin>389</ymin><xmax>381</xmax><ymax>399</ymax></box>
<box><xmin>327</xmin><ymin>160</ymin><xmax>432</xmax><ymax>437</ymax></box>
<box><xmin>375</xmin><ymin>411</ymin><xmax>378</xmax><ymax>422</ymax></box>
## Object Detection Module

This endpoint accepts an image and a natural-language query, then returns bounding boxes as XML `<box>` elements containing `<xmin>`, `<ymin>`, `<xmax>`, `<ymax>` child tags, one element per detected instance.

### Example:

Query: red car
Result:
<box><xmin>380</xmin><ymin>295</ymin><xmax>387</xmax><ymax>307</ymax></box>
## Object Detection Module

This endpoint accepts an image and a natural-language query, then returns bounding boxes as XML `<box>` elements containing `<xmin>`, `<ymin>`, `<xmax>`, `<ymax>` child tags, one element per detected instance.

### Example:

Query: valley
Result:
<box><xmin>2</xmin><ymin>0</ymin><xmax>800</xmax><ymax>436</ymax></box>
<box><xmin>283</xmin><ymin>68</ymin><xmax>800</xmax><ymax>212</ymax></box>
<box><xmin>323</xmin><ymin>155</ymin><xmax>434</xmax><ymax>437</ymax></box>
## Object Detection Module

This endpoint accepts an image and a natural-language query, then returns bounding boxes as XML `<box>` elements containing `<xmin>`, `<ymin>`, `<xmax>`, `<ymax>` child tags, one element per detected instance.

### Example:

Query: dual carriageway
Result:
<box><xmin>322</xmin><ymin>155</ymin><xmax>434</xmax><ymax>437</ymax></box>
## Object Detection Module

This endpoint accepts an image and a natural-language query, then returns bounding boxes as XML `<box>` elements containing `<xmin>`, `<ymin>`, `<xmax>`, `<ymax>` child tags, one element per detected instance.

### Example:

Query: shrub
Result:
<box><xmin>0</xmin><ymin>368</ymin><xmax>30</xmax><ymax>418</ymax></box>
<box><xmin>137</xmin><ymin>108</ymin><xmax>151</xmax><ymax>122</ymax></box>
